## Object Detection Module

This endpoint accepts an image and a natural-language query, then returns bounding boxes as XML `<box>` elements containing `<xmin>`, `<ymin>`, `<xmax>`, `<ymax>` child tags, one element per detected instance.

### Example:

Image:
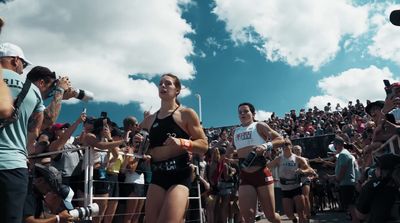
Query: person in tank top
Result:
<box><xmin>267</xmin><ymin>139</ymin><xmax>314</xmax><ymax>223</ymax></box>
<box><xmin>229</xmin><ymin>102</ymin><xmax>284</xmax><ymax>223</ymax></box>
<box><xmin>139</xmin><ymin>73</ymin><xmax>208</xmax><ymax>223</ymax></box>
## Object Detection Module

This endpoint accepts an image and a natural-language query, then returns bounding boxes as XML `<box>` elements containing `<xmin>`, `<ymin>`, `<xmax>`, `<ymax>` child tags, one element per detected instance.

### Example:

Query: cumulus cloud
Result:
<box><xmin>0</xmin><ymin>0</ymin><xmax>195</xmax><ymax>112</ymax></box>
<box><xmin>306</xmin><ymin>65</ymin><xmax>398</xmax><ymax>109</ymax></box>
<box><xmin>368</xmin><ymin>4</ymin><xmax>400</xmax><ymax>65</ymax></box>
<box><xmin>255</xmin><ymin>110</ymin><xmax>273</xmax><ymax>121</ymax></box>
<box><xmin>213</xmin><ymin>0</ymin><xmax>369</xmax><ymax>70</ymax></box>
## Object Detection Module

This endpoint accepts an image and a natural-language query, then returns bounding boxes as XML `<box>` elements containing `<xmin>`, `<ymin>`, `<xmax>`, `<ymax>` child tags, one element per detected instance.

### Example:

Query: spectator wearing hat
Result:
<box><xmin>26</xmin><ymin>66</ymin><xmax>75</xmax><ymax>130</ymax></box>
<box><xmin>49</xmin><ymin>112</ymin><xmax>86</xmax><ymax>195</ymax></box>
<box><xmin>356</xmin><ymin>154</ymin><xmax>400</xmax><ymax>223</ymax></box>
<box><xmin>0</xmin><ymin>69</ymin><xmax>13</xmax><ymax>118</ymax></box>
<box><xmin>0</xmin><ymin>42</ymin><xmax>45</xmax><ymax>223</ymax></box>
<box><xmin>333</xmin><ymin>136</ymin><xmax>359</xmax><ymax>223</ymax></box>
<box><xmin>23</xmin><ymin>163</ymin><xmax>74</xmax><ymax>223</ymax></box>
<box><xmin>0</xmin><ymin>18</ymin><xmax>13</xmax><ymax>118</ymax></box>
<box><xmin>362</xmin><ymin>101</ymin><xmax>387</xmax><ymax>167</ymax></box>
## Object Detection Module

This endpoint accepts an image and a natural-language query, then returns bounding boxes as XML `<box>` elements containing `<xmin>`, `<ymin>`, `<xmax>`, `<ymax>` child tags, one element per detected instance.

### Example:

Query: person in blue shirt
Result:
<box><xmin>0</xmin><ymin>42</ymin><xmax>44</xmax><ymax>223</ymax></box>
<box><xmin>333</xmin><ymin>136</ymin><xmax>359</xmax><ymax>223</ymax></box>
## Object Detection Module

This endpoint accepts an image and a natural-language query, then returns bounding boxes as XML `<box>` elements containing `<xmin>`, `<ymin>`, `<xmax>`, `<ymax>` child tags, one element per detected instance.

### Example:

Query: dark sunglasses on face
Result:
<box><xmin>20</xmin><ymin>58</ymin><xmax>28</xmax><ymax>69</ymax></box>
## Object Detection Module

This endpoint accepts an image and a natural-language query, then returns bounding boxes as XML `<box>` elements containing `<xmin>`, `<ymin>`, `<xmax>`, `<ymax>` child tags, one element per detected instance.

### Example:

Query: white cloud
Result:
<box><xmin>234</xmin><ymin>57</ymin><xmax>245</xmax><ymax>63</ymax></box>
<box><xmin>368</xmin><ymin>4</ymin><xmax>400</xmax><ymax>66</ymax></box>
<box><xmin>306</xmin><ymin>65</ymin><xmax>398</xmax><ymax>109</ymax></box>
<box><xmin>255</xmin><ymin>110</ymin><xmax>273</xmax><ymax>121</ymax></box>
<box><xmin>0</xmin><ymin>0</ymin><xmax>195</xmax><ymax>112</ymax></box>
<box><xmin>213</xmin><ymin>0</ymin><xmax>369</xmax><ymax>70</ymax></box>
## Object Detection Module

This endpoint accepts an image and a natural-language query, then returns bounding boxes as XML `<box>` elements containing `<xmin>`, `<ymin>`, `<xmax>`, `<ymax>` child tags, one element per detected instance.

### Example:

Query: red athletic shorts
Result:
<box><xmin>240</xmin><ymin>167</ymin><xmax>274</xmax><ymax>188</ymax></box>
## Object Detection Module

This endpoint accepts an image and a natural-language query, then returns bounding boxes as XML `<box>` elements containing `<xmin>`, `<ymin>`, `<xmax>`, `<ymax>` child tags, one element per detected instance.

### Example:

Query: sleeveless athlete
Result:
<box><xmin>279</xmin><ymin>154</ymin><xmax>301</xmax><ymax>191</ymax></box>
<box><xmin>234</xmin><ymin>122</ymin><xmax>265</xmax><ymax>150</ymax></box>
<box><xmin>149</xmin><ymin>106</ymin><xmax>190</xmax><ymax>148</ymax></box>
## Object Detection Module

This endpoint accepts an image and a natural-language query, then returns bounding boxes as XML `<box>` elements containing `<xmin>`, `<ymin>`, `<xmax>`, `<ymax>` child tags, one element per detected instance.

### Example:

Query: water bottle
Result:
<box><xmin>241</xmin><ymin>150</ymin><xmax>257</xmax><ymax>169</ymax></box>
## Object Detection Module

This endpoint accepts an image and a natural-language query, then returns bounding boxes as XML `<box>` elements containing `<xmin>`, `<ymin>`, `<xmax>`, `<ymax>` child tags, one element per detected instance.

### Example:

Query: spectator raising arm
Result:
<box><xmin>48</xmin><ymin>112</ymin><xmax>86</xmax><ymax>156</ymax></box>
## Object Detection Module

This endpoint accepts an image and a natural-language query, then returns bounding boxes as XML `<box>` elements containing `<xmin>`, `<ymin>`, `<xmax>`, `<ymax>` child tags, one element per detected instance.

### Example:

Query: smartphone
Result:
<box><xmin>384</xmin><ymin>79</ymin><xmax>392</xmax><ymax>95</ymax></box>
<box><xmin>100</xmin><ymin>111</ymin><xmax>107</xmax><ymax>118</ymax></box>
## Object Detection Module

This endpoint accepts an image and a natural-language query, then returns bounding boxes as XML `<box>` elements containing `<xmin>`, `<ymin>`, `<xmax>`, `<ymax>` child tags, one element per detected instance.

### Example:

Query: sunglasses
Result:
<box><xmin>20</xmin><ymin>58</ymin><xmax>28</xmax><ymax>69</ymax></box>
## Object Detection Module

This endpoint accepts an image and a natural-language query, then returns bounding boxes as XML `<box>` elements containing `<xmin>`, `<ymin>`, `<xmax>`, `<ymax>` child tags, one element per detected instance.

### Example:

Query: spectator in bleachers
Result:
<box><xmin>356</xmin><ymin>154</ymin><xmax>400</xmax><ymax>223</ymax></box>
<box><xmin>26</xmin><ymin>66</ymin><xmax>76</xmax><ymax>130</ymax></box>
<box><xmin>0</xmin><ymin>21</ymin><xmax>14</xmax><ymax>119</ymax></box>
<box><xmin>23</xmin><ymin>163</ymin><xmax>74</xmax><ymax>223</ymax></box>
<box><xmin>103</xmin><ymin>125</ymin><xmax>125</xmax><ymax>223</ymax></box>
<box><xmin>122</xmin><ymin>116</ymin><xmax>147</xmax><ymax>223</ymax></box>
<box><xmin>49</xmin><ymin>112</ymin><xmax>86</xmax><ymax>197</ymax></box>
<box><xmin>0</xmin><ymin>42</ymin><xmax>44</xmax><ymax>223</ymax></box>
<box><xmin>332</xmin><ymin>136</ymin><xmax>359</xmax><ymax>223</ymax></box>
<box><xmin>84</xmin><ymin>117</ymin><xmax>128</xmax><ymax>223</ymax></box>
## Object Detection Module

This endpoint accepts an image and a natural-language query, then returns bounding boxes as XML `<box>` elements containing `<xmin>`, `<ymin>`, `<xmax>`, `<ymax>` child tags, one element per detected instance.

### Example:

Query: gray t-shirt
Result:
<box><xmin>0</xmin><ymin>69</ymin><xmax>44</xmax><ymax>170</ymax></box>
<box><xmin>335</xmin><ymin>149</ymin><xmax>357</xmax><ymax>186</ymax></box>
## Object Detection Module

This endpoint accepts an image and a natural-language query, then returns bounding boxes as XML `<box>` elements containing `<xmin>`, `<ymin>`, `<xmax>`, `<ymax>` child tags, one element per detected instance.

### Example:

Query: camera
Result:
<box><xmin>69</xmin><ymin>203</ymin><xmax>99</xmax><ymax>219</ymax></box>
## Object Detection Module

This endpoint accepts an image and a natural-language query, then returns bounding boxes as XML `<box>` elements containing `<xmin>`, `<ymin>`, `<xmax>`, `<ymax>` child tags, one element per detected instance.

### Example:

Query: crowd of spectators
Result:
<box><xmin>1</xmin><ymin>16</ymin><xmax>400</xmax><ymax>223</ymax></box>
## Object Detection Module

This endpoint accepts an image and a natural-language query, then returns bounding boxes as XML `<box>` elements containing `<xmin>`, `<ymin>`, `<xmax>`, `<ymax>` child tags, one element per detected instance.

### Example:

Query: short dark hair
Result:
<box><xmin>27</xmin><ymin>66</ymin><xmax>56</xmax><ymax>83</ymax></box>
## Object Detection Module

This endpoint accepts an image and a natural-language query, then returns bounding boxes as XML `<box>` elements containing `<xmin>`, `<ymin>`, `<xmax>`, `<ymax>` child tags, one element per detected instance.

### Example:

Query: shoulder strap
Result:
<box><xmin>14</xmin><ymin>80</ymin><xmax>32</xmax><ymax>109</ymax></box>
<box><xmin>171</xmin><ymin>105</ymin><xmax>180</xmax><ymax>115</ymax></box>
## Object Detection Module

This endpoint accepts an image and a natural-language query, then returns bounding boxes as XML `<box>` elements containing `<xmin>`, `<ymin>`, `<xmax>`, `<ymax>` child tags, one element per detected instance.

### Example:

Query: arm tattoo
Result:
<box><xmin>42</xmin><ymin>91</ymin><xmax>63</xmax><ymax>129</ymax></box>
<box><xmin>28</xmin><ymin>112</ymin><xmax>43</xmax><ymax>133</ymax></box>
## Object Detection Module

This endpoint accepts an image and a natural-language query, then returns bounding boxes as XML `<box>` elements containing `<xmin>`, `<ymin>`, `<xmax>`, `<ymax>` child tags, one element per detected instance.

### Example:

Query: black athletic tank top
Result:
<box><xmin>149</xmin><ymin>106</ymin><xmax>190</xmax><ymax>148</ymax></box>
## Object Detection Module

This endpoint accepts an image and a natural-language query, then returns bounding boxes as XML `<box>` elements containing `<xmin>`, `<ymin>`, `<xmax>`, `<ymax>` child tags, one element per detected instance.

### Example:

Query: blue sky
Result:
<box><xmin>1</xmin><ymin>0</ymin><xmax>400</xmax><ymax>128</ymax></box>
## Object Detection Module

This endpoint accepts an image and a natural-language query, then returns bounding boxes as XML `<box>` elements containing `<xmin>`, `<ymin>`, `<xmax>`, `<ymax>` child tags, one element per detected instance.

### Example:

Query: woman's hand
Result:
<box><xmin>163</xmin><ymin>136</ymin><xmax>181</xmax><ymax>149</ymax></box>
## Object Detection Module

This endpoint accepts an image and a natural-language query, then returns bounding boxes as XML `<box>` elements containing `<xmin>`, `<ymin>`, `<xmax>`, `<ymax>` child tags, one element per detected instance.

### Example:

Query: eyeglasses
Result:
<box><xmin>20</xmin><ymin>58</ymin><xmax>28</xmax><ymax>69</ymax></box>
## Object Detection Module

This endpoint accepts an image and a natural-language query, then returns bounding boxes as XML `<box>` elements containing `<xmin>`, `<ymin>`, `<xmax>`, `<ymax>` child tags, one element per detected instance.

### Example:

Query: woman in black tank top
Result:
<box><xmin>140</xmin><ymin>73</ymin><xmax>208</xmax><ymax>223</ymax></box>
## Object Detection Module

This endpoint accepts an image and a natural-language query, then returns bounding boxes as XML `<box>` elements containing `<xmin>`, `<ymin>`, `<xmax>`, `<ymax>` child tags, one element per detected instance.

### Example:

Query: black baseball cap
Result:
<box><xmin>365</xmin><ymin>100</ymin><xmax>384</xmax><ymax>116</ymax></box>
<box><xmin>27</xmin><ymin>66</ymin><xmax>56</xmax><ymax>82</ymax></box>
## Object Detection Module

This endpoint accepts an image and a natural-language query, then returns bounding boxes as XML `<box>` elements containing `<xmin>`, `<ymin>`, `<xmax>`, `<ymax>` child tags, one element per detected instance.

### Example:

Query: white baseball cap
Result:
<box><xmin>0</xmin><ymin>42</ymin><xmax>32</xmax><ymax>65</ymax></box>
